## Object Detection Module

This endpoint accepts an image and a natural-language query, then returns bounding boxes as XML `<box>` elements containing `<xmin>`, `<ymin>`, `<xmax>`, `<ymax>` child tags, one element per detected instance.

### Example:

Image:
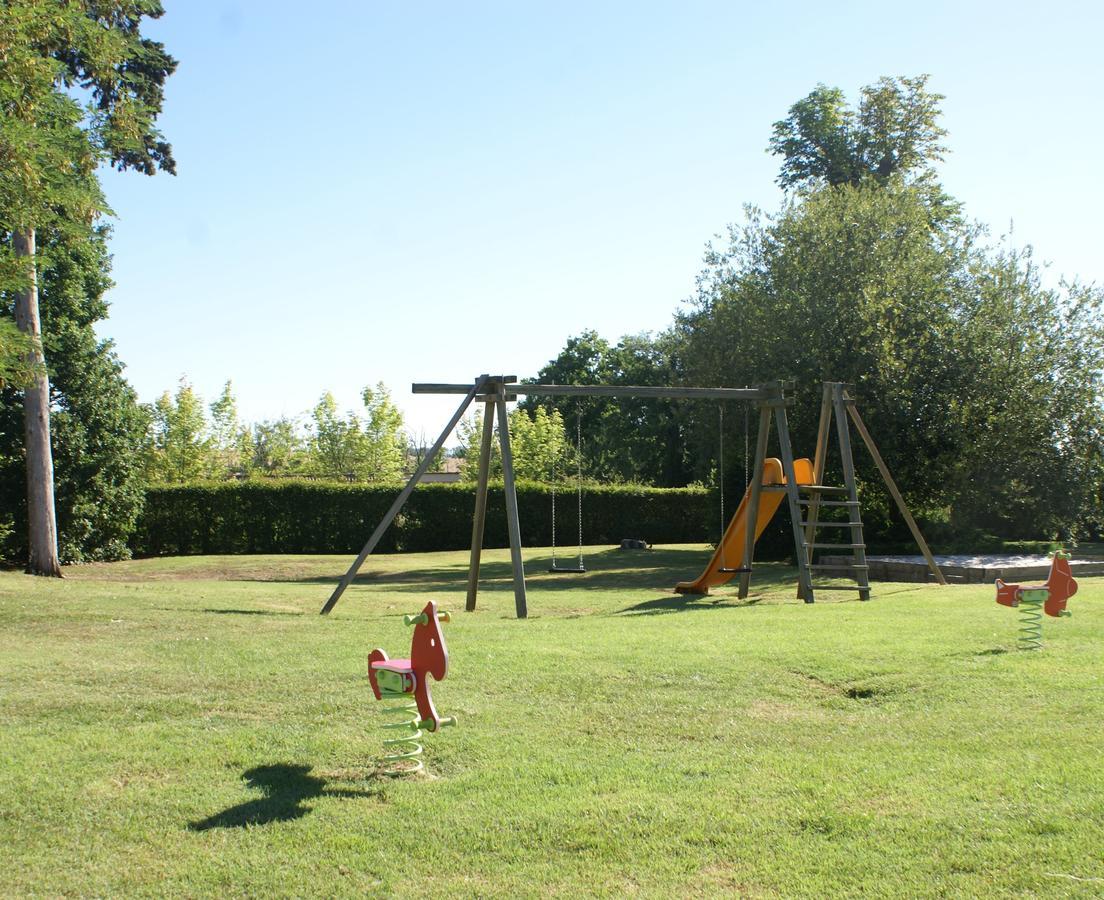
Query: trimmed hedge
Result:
<box><xmin>132</xmin><ymin>481</ymin><xmax>715</xmax><ymax>557</ymax></box>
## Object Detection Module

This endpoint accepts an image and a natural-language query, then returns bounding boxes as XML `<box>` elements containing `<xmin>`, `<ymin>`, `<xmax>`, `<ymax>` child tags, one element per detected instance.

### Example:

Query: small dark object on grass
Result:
<box><xmin>620</xmin><ymin>539</ymin><xmax>651</xmax><ymax>551</ymax></box>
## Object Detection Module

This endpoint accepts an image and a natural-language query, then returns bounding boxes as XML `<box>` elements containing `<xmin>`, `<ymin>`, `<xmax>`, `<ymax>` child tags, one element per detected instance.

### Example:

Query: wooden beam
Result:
<box><xmin>319</xmin><ymin>377</ymin><xmax>486</xmax><ymax>615</ymax></box>
<box><xmin>414</xmin><ymin>382</ymin><xmax>770</xmax><ymax>401</ymax></box>
<box><xmin>798</xmin><ymin>383</ymin><xmax>834</xmax><ymax>601</ymax></box>
<box><xmin>495</xmin><ymin>386</ymin><xmax>528</xmax><ymax>618</ymax></box>
<box><xmin>831</xmin><ymin>385</ymin><xmax>871</xmax><ymax>602</ymax></box>
<box><xmin>465</xmin><ymin>400</ymin><xmax>496</xmax><ymax>612</ymax></box>
<box><xmin>843</xmin><ymin>395</ymin><xmax>947</xmax><ymax>586</ymax></box>
<box><xmin>775</xmin><ymin>403</ymin><xmax>816</xmax><ymax>603</ymax></box>
<box><xmin>738</xmin><ymin>404</ymin><xmax>772</xmax><ymax>599</ymax></box>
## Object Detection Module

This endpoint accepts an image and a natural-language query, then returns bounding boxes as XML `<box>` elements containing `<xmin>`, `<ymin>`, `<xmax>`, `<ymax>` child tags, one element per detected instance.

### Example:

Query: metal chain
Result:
<box><xmin>550</xmin><ymin>444</ymin><xmax>557</xmax><ymax>565</ymax></box>
<box><xmin>718</xmin><ymin>404</ymin><xmax>726</xmax><ymax>566</ymax></box>
<box><xmin>576</xmin><ymin>407</ymin><xmax>584</xmax><ymax>567</ymax></box>
<box><xmin>744</xmin><ymin>401</ymin><xmax>749</xmax><ymax>489</ymax></box>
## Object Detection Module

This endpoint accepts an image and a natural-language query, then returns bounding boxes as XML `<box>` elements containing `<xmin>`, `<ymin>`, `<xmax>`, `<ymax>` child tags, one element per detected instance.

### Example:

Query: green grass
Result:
<box><xmin>1</xmin><ymin>546</ymin><xmax>1102</xmax><ymax>897</ymax></box>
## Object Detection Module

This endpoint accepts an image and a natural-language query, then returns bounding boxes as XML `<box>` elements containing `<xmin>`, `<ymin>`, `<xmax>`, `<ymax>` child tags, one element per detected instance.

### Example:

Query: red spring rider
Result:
<box><xmin>995</xmin><ymin>550</ymin><xmax>1077</xmax><ymax>650</ymax></box>
<box><xmin>368</xmin><ymin>600</ymin><xmax>455</xmax><ymax>774</ymax></box>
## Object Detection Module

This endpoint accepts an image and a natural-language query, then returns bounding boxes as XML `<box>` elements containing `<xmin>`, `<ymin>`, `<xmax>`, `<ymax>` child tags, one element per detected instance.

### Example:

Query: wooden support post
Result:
<box><xmin>775</xmin><ymin>397</ymin><xmax>815</xmax><ymax>603</ymax></box>
<box><xmin>465</xmin><ymin>400</ymin><xmax>496</xmax><ymax>612</ymax></box>
<box><xmin>798</xmin><ymin>383</ymin><xmax>833</xmax><ymax>601</ymax></box>
<box><xmin>844</xmin><ymin>395</ymin><xmax>947</xmax><ymax>585</ymax></box>
<box><xmin>738</xmin><ymin>402</ymin><xmax>772</xmax><ymax>599</ymax></box>
<box><xmin>832</xmin><ymin>385</ymin><xmax>871</xmax><ymax>601</ymax></box>
<box><xmin>495</xmin><ymin>384</ymin><xmax>528</xmax><ymax>618</ymax></box>
<box><xmin>320</xmin><ymin>377</ymin><xmax>486</xmax><ymax>614</ymax></box>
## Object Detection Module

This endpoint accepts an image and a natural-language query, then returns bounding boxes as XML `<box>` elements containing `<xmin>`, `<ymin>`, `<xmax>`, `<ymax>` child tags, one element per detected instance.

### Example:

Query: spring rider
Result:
<box><xmin>995</xmin><ymin>550</ymin><xmax>1078</xmax><ymax>650</ymax></box>
<box><xmin>368</xmin><ymin>600</ymin><xmax>455</xmax><ymax>775</ymax></box>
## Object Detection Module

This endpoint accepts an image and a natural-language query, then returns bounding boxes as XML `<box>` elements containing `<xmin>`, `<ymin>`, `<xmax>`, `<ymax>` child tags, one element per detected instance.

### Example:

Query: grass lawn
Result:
<box><xmin>1</xmin><ymin>546</ymin><xmax>1102</xmax><ymax>897</ymax></box>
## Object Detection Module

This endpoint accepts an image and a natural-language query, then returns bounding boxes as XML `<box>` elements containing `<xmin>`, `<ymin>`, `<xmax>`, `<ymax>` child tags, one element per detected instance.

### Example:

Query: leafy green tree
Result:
<box><xmin>359</xmin><ymin>383</ymin><xmax>406</xmax><ymax>482</ymax></box>
<box><xmin>459</xmin><ymin>406</ymin><xmax>573</xmax><ymax>483</ymax></box>
<box><xmin>251</xmin><ymin>417</ymin><xmax>308</xmax><ymax>476</ymax></box>
<box><xmin>769</xmin><ymin>75</ymin><xmax>947</xmax><ymax>192</ymax></box>
<box><xmin>0</xmin><ymin>1</ymin><xmax>175</xmax><ymax>574</ymax></box>
<box><xmin>522</xmin><ymin>330</ymin><xmax>692</xmax><ymax>485</ymax></box>
<box><xmin>208</xmin><ymin>381</ymin><xmax>252</xmax><ymax>478</ymax></box>
<box><xmin>1</xmin><ymin>227</ymin><xmax>149</xmax><ymax>563</ymax></box>
<box><xmin>145</xmin><ymin>379</ymin><xmax>210</xmax><ymax>483</ymax></box>
<box><xmin>310</xmin><ymin>392</ymin><xmax>363</xmax><ymax>478</ymax></box>
<box><xmin>305</xmin><ymin>384</ymin><xmax>406</xmax><ymax>481</ymax></box>
<box><xmin>678</xmin><ymin>183</ymin><xmax>1104</xmax><ymax>540</ymax></box>
<box><xmin>0</xmin><ymin>318</ymin><xmax>38</xmax><ymax>388</ymax></box>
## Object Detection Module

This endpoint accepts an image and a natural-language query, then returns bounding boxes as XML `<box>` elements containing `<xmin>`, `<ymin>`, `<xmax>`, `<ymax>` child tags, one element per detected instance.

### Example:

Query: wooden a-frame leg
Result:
<box><xmin>739</xmin><ymin>404</ymin><xmax>772</xmax><ymax>600</ymax></box>
<box><xmin>845</xmin><ymin>396</ymin><xmax>946</xmax><ymax>586</ymax></box>
<box><xmin>798</xmin><ymin>383</ymin><xmax>833</xmax><ymax>601</ymax></box>
<box><xmin>495</xmin><ymin>387</ymin><xmax>528</xmax><ymax>618</ymax></box>
<box><xmin>465</xmin><ymin>400</ymin><xmax>496</xmax><ymax>612</ymax></box>
<box><xmin>776</xmin><ymin>401</ymin><xmax>815</xmax><ymax>604</ymax></box>
<box><xmin>320</xmin><ymin>378</ymin><xmax>484</xmax><ymax>615</ymax></box>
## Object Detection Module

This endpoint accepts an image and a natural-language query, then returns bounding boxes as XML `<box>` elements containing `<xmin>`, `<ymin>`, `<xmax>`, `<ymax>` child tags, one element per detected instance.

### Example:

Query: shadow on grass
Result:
<box><xmin>188</xmin><ymin>763</ymin><xmax>378</xmax><ymax>831</ymax></box>
<box><xmin>295</xmin><ymin>549</ymin><xmax>801</xmax><ymax>596</ymax></box>
<box><xmin>200</xmin><ymin>608</ymin><xmax>305</xmax><ymax>617</ymax></box>
<box><xmin>614</xmin><ymin>592</ymin><xmax>776</xmax><ymax>616</ymax></box>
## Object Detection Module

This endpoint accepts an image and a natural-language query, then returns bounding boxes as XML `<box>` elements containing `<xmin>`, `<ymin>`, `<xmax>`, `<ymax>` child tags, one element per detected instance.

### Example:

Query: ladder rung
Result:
<box><xmin>798</xmin><ymin>500</ymin><xmax>859</xmax><ymax>507</ymax></box>
<box><xmin>805</xmin><ymin>542</ymin><xmax>866</xmax><ymax>549</ymax></box>
<box><xmin>799</xmin><ymin>484</ymin><xmax>849</xmax><ymax>493</ymax></box>
<box><xmin>810</xmin><ymin>564</ymin><xmax>869</xmax><ymax>571</ymax></box>
<box><xmin>799</xmin><ymin>521</ymin><xmax>863</xmax><ymax>529</ymax></box>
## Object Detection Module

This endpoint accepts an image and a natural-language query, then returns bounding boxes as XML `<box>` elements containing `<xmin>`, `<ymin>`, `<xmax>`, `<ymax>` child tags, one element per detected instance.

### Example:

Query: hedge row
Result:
<box><xmin>131</xmin><ymin>481</ymin><xmax>716</xmax><ymax>557</ymax></box>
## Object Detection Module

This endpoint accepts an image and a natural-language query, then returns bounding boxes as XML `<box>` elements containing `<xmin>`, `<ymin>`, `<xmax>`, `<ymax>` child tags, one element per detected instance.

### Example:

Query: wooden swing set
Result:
<box><xmin>319</xmin><ymin>375</ymin><xmax>943</xmax><ymax>618</ymax></box>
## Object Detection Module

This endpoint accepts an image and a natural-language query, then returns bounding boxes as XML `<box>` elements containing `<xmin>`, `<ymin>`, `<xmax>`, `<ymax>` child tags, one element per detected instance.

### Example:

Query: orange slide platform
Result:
<box><xmin>674</xmin><ymin>457</ymin><xmax>814</xmax><ymax>595</ymax></box>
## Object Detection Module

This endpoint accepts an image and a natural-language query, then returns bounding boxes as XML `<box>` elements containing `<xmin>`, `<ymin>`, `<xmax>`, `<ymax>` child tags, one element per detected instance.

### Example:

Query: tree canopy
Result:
<box><xmin>768</xmin><ymin>75</ymin><xmax>947</xmax><ymax>192</ymax></box>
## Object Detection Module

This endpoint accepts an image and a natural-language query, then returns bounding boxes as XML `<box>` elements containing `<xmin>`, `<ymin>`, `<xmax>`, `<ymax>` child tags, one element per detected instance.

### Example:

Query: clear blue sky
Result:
<box><xmin>97</xmin><ymin>0</ymin><xmax>1104</xmax><ymax>438</ymax></box>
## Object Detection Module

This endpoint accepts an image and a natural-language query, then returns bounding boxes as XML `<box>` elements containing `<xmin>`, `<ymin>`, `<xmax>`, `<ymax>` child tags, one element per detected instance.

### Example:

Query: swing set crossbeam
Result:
<box><xmin>414</xmin><ymin>382</ymin><xmax>771</xmax><ymax>401</ymax></box>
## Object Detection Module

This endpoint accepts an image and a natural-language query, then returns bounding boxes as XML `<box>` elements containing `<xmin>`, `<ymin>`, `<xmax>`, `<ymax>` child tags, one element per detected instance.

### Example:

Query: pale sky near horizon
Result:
<box><xmin>96</xmin><ymin>1</ymin><xmax>1104</xmax><ymax>441</ymax></box>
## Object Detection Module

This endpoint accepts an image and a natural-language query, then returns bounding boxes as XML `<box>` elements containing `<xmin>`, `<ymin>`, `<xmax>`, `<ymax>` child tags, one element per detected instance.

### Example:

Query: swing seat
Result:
<box><xmin>548</xmin><ymin>564</ymin><xmax>587</xmax><ymax>574</ymax></box>
<box><xmin>717</xmin><ymin>566</ymin><xmax>752</xmax><ymax>574</ymax></box>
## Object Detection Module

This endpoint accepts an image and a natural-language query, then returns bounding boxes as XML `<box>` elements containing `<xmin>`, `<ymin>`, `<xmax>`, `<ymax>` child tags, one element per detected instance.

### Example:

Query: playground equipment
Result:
<box><xmin>995</xmin><ymin>551</ymin><xmax>1077</xmax><ymax>650</ymax></box>
<box><xmin>367</xmin><ymin>600</ymin><xmax>455</xmax><ymax>775</ymax></box>
<box><xmin>677</xmin><ymin>382</ymin><xmax>945</xmax><ymax>601</ymax></box>
<box><xmin>320</xmin><ymin>377</ymin><xmax>943</xmax><ymax>617</ymax></box>
<box><xmin>677</xmin><ymin>457</ymin><xmax>815</xmax><ymax>594</ymax></box>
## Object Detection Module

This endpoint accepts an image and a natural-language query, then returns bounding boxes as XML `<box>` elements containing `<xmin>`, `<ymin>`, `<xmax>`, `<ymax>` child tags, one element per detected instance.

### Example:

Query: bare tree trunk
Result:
<box><xmin>12</xmin><ymin>228</ymin><xmax>62</xmax><ymax>577</ymax></box>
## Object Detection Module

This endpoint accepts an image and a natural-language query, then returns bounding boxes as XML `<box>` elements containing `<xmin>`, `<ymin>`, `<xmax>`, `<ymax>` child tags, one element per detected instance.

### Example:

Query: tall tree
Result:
<box><xmin>0</xmin><ymin>2</ymin><xmax>175</xmax><ymax>574</ymax></box>
<box><xmin>145</xmin><ymin>379</ymin><xmax>209</xmax><ymax>484</ymax></box>
<box><xmin>1</xmin><ymin>222</ymin><xmax>150</xmax><ymax>563</ymax></box>
<box><xmin>360</xmin><ymin>383</ymin><xmax>406</xmax><ymax>482</ymax></box>
<box><xmin>768</xmin><ymin>75</ymin><xmax>947</xmax><ymax>192</ymax></box>
<box><xmin>677</xmin><ymin>184</ymin><xmax>1104</xmax><ymax>541</ymax></box>
<box><xmin>208</xmin><ymin>381</ymin><xmax>251</xmax><ymax>478</ymax></box>
<box><xmin>251</xmin><ymin>417</ymin><xmax>308</xmax><ymax>476</ymax></box>
<box><xmin>522</xmin><ymin>330</ymin><xmax>692</xmax><ymax>485</ymax></box>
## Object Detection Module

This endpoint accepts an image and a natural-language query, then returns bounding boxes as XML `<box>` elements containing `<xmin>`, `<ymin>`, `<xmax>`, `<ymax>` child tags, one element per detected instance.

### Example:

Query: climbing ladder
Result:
<box><xmin>797</xmin><ymin>383</ymin><xmax>870</xmax><ymax>601</ymax></box>
<box><xmin>795</xmin><ymin>382</ymin><xmax>945</xmax><ymax>602</ymax></box>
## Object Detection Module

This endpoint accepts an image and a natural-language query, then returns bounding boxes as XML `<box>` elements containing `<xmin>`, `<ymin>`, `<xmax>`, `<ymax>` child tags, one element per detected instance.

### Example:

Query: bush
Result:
<box><xmin>132</xmin><ymin>481</ymin><xmax>715</xmax><ymax>557</ymax></box>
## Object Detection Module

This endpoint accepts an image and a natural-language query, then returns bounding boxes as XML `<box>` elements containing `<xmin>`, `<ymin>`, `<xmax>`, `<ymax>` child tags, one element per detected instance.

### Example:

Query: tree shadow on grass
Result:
<box><xmin>294</xmin><ymin>549</ymin><xmax>798</xmax><ymax>596</ymax></box>
<box><xmin>188</xmin><ymin>763</ymin><xmax>378</xmax><ymax>831</ymax></box>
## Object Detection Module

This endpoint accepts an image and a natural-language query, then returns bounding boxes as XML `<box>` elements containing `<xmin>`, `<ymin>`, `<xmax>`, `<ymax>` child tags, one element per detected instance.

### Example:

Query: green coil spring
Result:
<box><xmin>1018</xmin><ymin>591</ymin><xmax>1044</xmax><ymax>651</ymax></box>
<box><xmin>378</xmin><ymin>688</ymin><xmax>424</xmax><ymax>776</ymax></box>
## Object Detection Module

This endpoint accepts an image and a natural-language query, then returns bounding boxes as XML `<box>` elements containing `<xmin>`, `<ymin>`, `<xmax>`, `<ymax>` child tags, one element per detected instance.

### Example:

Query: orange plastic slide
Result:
<box><xmin>674</xmin><ymin>457</ymin><xmax>815</xmax><ymax>595</ymax></box>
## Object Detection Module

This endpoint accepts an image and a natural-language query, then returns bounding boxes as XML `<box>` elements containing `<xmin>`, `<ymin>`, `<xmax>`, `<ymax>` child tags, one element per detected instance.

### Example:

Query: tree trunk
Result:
<box><xmin>12</xmin><ymin>228</ymin><xmax>62</xmax><ymax>577</ymax></box>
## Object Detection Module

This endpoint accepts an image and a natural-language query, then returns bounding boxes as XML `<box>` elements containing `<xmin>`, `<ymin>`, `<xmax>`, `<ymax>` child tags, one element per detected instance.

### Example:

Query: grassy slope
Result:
<box><xmin>1</xmin><ymin>547</ymin><xmax>1102</xmax><ymax>898</ymax></box>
